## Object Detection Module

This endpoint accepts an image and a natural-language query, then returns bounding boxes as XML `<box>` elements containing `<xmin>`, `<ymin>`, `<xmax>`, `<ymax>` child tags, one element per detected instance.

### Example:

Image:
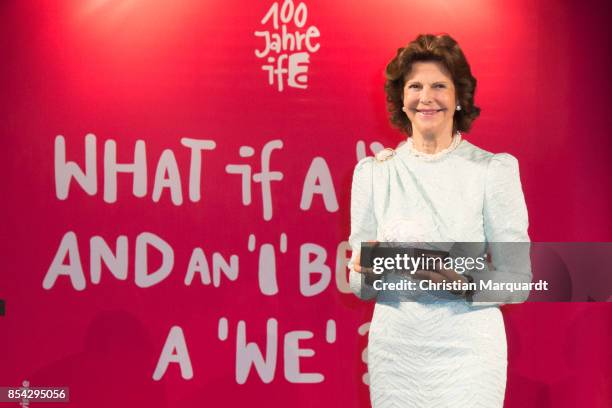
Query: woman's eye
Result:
<box><xmin>434</xmin><ymin>84</ymin><xmax>446</xmax><ymax>88</ymax></box>
<box><xmin>408</xmin><ymin>84</ymin><xmax>420</xmax><ymax>89</ymax></box>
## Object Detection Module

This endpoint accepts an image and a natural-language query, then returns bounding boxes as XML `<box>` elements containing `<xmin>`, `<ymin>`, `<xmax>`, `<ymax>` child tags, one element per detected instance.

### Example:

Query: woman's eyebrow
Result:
<box><xmin>406</xmin><ymin>80</ymin><xmax>450</xmax><ymax>85</ymax></box>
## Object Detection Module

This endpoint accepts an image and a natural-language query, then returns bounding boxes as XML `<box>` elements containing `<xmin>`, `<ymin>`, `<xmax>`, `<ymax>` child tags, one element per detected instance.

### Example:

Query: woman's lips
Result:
<box><xmin>416</xmin><ymin>109</ymin><xmax>444</xmax><ymax>117</ymax></box>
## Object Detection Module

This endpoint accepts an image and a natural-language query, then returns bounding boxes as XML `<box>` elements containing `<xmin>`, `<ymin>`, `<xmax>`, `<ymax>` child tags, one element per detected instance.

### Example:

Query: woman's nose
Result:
<box><xmin>420</xmin><ymin>87</ymin><xmax>432</xmax><ymax>104</ymax></box>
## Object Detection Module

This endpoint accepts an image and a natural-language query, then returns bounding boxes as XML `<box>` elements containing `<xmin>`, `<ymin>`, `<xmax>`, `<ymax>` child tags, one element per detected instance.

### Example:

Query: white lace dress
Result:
<box><xmin>348</xmin><ymin>134</ymin><xmax>531</xmax><ymax>408</ymax></box>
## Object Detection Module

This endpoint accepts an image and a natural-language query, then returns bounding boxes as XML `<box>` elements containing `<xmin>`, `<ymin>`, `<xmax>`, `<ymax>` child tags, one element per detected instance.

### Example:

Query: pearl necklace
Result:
<box><xmin>407</xmin><ymin>132</ymin><xmax>462</xmax><ymax>162</ymax></box>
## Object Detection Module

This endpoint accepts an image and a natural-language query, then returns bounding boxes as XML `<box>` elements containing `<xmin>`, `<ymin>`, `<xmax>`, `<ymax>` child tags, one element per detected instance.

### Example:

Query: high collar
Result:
<box><xmin>399</xmin><ymin>132</ymin><xmax>463</xmax><ymax>162</ymax></box>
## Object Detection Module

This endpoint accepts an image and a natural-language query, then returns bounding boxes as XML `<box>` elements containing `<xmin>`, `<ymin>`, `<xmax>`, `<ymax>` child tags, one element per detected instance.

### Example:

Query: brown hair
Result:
<box><xmin>384</xmin><ymin>34</ymin><xmax>480</xmax><ymax>135</ymax></box>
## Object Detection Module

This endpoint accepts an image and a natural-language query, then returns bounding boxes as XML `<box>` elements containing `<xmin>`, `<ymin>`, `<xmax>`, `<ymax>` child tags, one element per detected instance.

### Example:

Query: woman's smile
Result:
<box><xmin>415</xmin><ymin>108</ymin><xmax>445</xmax><ymax>118</ymax></box>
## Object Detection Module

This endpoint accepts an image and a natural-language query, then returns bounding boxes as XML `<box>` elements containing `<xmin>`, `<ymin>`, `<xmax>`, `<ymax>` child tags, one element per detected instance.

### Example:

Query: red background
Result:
<box><xmin>2</xmin><ymin>0</ymin><xmax>611</xmax><ymax>407</ymax></box>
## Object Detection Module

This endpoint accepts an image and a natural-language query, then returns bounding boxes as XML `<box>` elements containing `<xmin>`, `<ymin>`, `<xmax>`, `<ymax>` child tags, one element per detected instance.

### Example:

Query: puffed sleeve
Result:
<box><xmin>347</xmin><ymin>157</ymin><xmax>379</xmax><ymax>300</ymax></box>
<box><xmin>470</xmin><ymin>153</ymin><xmax>532</xmax><ymax>305</ymax></box>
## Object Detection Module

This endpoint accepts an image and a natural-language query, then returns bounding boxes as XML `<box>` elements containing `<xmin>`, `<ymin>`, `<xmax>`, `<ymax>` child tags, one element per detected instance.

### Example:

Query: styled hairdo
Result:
<box><xmin>384</xmin><ymin>34</ymin><xmax>480</xmax><ymax>135</ymax></box>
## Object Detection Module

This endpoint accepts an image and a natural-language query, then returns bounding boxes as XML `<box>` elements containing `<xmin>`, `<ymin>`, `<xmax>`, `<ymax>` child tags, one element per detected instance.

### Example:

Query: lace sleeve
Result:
<box><xmin>347</xmin><ymin>157</ymin><xmax>379</xmax><ymax>300</ymax></box>
<box><xmin>470</xmin><ymin>153</ymin><xmax>532</xmax><ymax>305</ymax></box>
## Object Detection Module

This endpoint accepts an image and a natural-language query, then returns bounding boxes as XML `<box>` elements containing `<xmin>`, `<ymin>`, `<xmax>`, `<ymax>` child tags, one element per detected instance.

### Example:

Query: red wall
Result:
<box><xmin>2</xmin><ymin>1</ymin><xmax>611</xmax><ymax>407</ymax></box>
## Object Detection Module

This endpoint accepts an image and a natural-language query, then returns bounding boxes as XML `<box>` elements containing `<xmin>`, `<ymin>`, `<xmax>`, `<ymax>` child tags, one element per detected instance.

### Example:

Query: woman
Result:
<box><xmin>348</xmin><ymin>34</ymin><xmax>531</xmax><ymax>407</ymax></box>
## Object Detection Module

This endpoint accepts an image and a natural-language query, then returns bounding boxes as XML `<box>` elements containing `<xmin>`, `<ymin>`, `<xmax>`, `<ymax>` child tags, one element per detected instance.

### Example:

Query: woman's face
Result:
<box><xmin>402</xmin><ymin>61</ymin><xmax>457</xmax><ymax>138</ymax></box>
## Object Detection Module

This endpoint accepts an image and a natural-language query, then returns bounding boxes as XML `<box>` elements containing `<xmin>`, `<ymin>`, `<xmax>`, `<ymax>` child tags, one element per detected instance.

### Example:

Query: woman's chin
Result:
<box><xmin>414</xmin><ymin>123</ymin><xmax>449</xmax><ymax>138</ymax></box>
<box><xmin>415</xmin><ymin>126</ymin><xmax>441</xmax><ymax>138</ymax></box>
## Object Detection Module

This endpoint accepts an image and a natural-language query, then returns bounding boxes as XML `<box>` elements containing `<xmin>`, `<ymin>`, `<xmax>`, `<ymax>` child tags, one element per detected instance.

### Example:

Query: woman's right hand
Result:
<box><xmin>352</xmin><ymin>240</ymin><xmax>379</xmax><ymax>273</ymax></box>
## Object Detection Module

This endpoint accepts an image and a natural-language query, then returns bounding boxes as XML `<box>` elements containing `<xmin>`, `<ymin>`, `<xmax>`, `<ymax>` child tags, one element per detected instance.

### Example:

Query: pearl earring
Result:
<box><xmin>456</xmin><ymin>105</ymin><xmax>461</xmax><ymax>111</ymax></box>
